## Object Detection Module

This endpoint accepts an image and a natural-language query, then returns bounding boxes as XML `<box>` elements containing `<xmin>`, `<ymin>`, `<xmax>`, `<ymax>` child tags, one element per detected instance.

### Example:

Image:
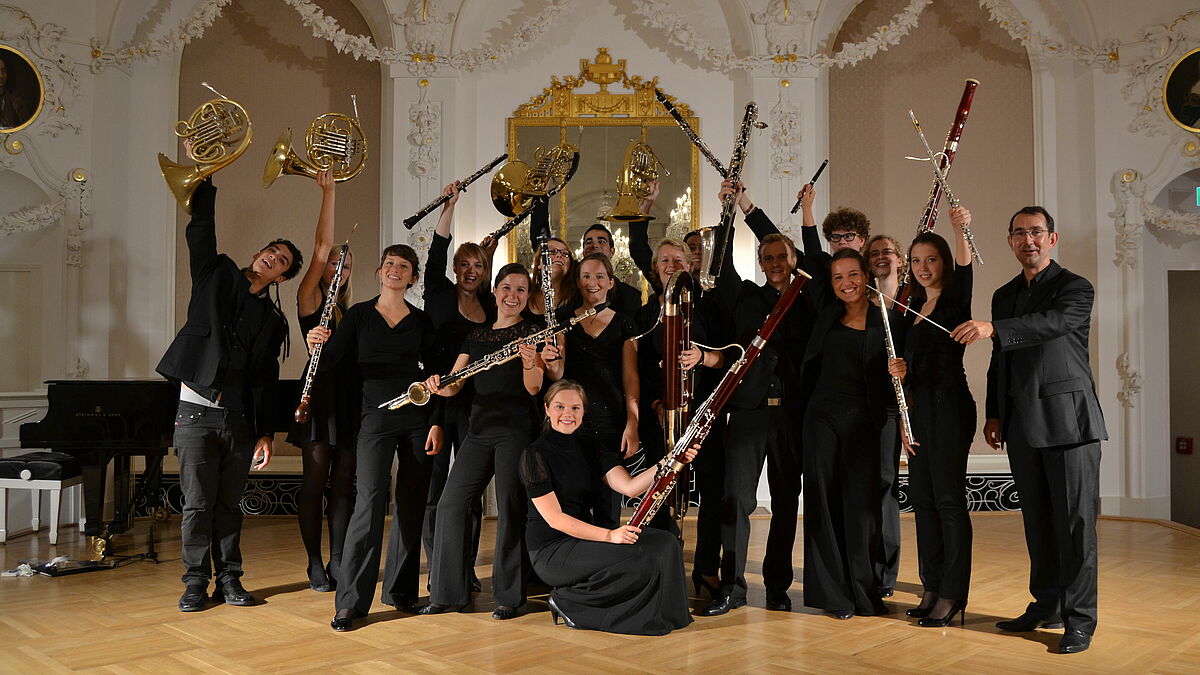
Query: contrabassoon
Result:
<box><xmin>294</xmin><ymin>242</ymin><xmax>351</xmax><ymax>423</ymax></box>
<box><xmin>403</xmin><ymin>153</ymin><xmax>508</xmax><ymax>229</ymax></box>
<box><xmin>896</xmin><ymin>79</ymin><xmax>978</xmax><ymax>309</ymax></box>
<box><xmin>628</xmin><ymin>269</ymin><xmax>812</xmax><ymax>529</ymax></box>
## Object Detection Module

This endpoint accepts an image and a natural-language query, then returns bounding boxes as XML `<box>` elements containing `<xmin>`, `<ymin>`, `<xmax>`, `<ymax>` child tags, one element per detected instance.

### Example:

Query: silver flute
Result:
<box><xmin>877</xmin><ymin>287</ymin><xmax>917</xmax><ymax>448</ymax></box>
<box><xmin>909</xmin><ymin>110</ymin><xmax>984</xmax><ymax>265</ymax></box>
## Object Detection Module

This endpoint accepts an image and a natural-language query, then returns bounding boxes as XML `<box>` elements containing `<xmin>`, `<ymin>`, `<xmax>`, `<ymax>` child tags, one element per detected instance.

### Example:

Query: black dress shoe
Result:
<box><xmin>828</xmin><ymin>609</ymin><xmax>853</xmax><ymax>620</ymax></box>
<box><xmin>178</xmin><ymin>585</ymin><xmax>208</xmax><ymax>612</ymax></box>
<box><xmin>330</xmin><ymin>609</ymin><xmax>361</xmax><ymax>632</ymax></box>
<box><xmin>699</xmin><ymin>595</ymin><xmax>746</xmax><ymax>617</ymax></box>
<box><xmin>917</xmin><ymin>600</ymin><xmax>966</xmax><ymax>628</ymax></box>
<box><xmin>1059</xmin><ymin>629</ymin><xmax>1091</xmax><ymax>654</ymax></box>
<box><xmin>764</xmin><ymin>591</ymin><xmax>792</xmax><ymax>612</ymax></box>
<box><xmin>308</xmin><ymin>561</ymin><xmax>333</xmax><ymax>593</ymax></box>
<box><xmin>417</xmin><ymin>602</ymin><xmax>465</xmax><ymax>615</ymax></box>
<box><xmin>878</xmin><ymin>587</ymin><xmax>894</xmax><ymax>598</ymax></box>
<box><xmin>491</xmin><ymin>605</ymin><xmax>518</xmax><ymax>620</ymax></box>
<box><xmin>996</xmin><ymin>612</ymin><xmax>1064</xmax><ymax>632</ymax></box>
<box><xmin>384</xmin><ymin>597</ymin><xmax>419</xmax><ymax>612</ymax></box>
<box><xmin>213</xmin><ymin>579</ymin><xmax>256</xmax><ymax>606</ymax></box>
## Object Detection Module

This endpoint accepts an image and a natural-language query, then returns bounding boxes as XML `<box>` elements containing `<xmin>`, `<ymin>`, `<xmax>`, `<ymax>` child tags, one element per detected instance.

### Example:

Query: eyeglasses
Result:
<box><xmin>828</xmin><ymin>232</ymin><xmax>860</xmax><ymax>243</ymax></box>
<box><xmin>868</xmin><ymin>248</ymin><xmax>898</xmax><ymax>258</ymax></box>
<box><xmin>548</xmin><ymin>249</ymin><xmax>570</xmax><ymax>258</ymax></box>
<box><xmin>1008</xmin><ymin>228</ymin><xmax>1049</xmax><ymax>240</ymax></box>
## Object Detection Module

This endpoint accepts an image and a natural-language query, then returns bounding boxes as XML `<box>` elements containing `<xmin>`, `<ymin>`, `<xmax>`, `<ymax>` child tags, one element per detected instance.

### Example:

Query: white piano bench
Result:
<box><xmin>0</xmin><ymin>452</ymin><xmax>83</xmax><ymax>545</ymax></box>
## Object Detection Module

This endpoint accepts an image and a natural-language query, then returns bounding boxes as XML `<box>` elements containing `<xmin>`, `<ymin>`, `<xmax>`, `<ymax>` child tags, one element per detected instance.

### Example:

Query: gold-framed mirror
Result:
<box><xmin>504</xmin><ymin>48</ymin><xmax>700</xmax><ymax>289</ymax></box>
<box><xmin>1164</xmin><ymin>46</ymin><xmax>1200</xmax><ymax>133</ymax></box>
<box><xmin>0</xmin><ymin>44</ymin><xmax>45</xmax><ymax>135</ymax></box>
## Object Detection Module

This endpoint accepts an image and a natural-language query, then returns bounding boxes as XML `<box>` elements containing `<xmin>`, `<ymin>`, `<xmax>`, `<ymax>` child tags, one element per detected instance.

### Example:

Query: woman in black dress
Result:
<box><xmin>419</xmin><ymin>263</ymin><xmax>548</xmax><ymax>620</ymax></box>
<box><xmin>522</xmin><ymin>379</ymin><xmax>696</xmax><ymax>635</ymax></box>
<box><xmin>903</xmin><ymin>207</ymin><xmax>976</xmax><ymax>627</ymax></box>
<box><xmin>555</xmin><ymin>253</ymin><xmax>640</xmax><ymax>526</ymax></box>
<box><xmin>287</xmin><ymin>170</ymin><xmax>358</xmax><ymax>592</ymax></box>
<box><xmin>799</xmin><ymin>248</ymin><xmax>907</xmax><ymax>619</ymax></box>
<box><xmin>419</xmin><ymin>181</ymin><xmax>497</xmax><ymax>593</ymax></box>
<box><xmin>526</xmin><ymin>235</ymin><xmax>578</xmax><ymax>321</ymax></box>
<box><xmin>306</xmin><ymin>244</ymin><xmax>442</xmax><ymax>631</ymax></box>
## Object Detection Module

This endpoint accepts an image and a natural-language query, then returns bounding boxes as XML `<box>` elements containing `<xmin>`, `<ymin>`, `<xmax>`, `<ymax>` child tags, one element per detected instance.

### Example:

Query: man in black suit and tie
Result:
<box><xmin>951</xmin><ymin>206</ymin><xmax>1106</xmax><ymax>654</ymax></box>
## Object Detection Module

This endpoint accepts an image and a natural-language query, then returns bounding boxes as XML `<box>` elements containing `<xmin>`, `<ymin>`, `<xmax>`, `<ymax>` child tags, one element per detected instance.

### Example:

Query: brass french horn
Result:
<box><xmin>158</xmin><ymin>83</ymin><xmax>252</xmax><ymax>214</ymax></box>
<box><xmin>490</xmin><ymin>143</ymin><xmax>581</xmax><ymax>217</ymax></box>
<box><xmin>263</xmin><ymin>95</ymin><xmax>368</xmax><ymax>188</ymax></box>
<box><xmin>602</xmin><ymin>141</ymin><xmax>669</xmax><ymax>222</ymax></box>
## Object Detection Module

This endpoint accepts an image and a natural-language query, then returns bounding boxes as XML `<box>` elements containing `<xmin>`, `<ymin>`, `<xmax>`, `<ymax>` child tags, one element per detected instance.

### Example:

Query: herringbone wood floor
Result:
<box><xmin>2</xmin><ymin>513</ymin><xmax>1199</xmax><ymax>673</ymax></box>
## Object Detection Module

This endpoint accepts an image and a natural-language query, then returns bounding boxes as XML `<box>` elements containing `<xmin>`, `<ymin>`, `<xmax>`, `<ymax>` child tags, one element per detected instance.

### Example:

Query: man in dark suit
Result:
<box><xmin>951</xmin><ymin>206</ymin><xmax>1106</xmax><ymax>654</ymax></box>
<box><xmin>156</xmin><ymin>177</ymin><xmax>303</xmax><ymax>612</ymax></box>
<box><xmin>580</xmin><ymin>222</ymin><xmax>643</xmax><ymax>315</ymax></box>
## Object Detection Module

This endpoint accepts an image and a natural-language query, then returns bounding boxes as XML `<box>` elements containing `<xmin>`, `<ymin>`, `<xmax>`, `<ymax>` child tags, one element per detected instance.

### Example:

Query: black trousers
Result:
<box><xmin>1006</xmin><ymin>410</ymin><xmax>1101</xmax><ymax>635</ymax></box>
<box><xmin>907</xmin><ymin>388</ymin><xmax>974</xmax><ymax>601</ymax></box>
<box><xmin>802</xmin><ymin>402</ymin><xmax>882</xmax><ymax>614</ymax></box>
<box><xmin>174</xmin><ymin>402</ymin><xmax>255</xmax><ymax>586</ymax></box>
<box><xmin>430</xmin><ymin>429</ymin><xmax>531</xmax><ymax>607</ymax></box>
<box><xmin>876</xmin><ymin>412</ymin><xmax>901</xmax><ymax>591</ymax></box>
<box><xmin>422</xmin><ymin>403</ymin><xmax>482</xmax><ymax>569</ymax></box>
<box><xmin>718</xmin><ymin>405</ymin><xmax>800</xmax><ymax>600</ymax></box>
<box><xmin>336</xmin><ymin>413</ymin><xmax>433</xmax><ymax>615</ymax></box>
<box><xmin>691</xmin><ymin>417</ymin><xmax>726</xmax><ymax>577</ymax></box>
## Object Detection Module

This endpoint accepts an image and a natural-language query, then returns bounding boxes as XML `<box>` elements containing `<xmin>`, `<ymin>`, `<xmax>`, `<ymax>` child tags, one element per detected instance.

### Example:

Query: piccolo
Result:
<box><xmin>655</xmin><ymin>88</ymin><xmax>728</xmax><ymax>178</ymax></box>
<box><xmin>295</xmin><ymin>240</ymin><xmax>352</xmax><ymax>423</ymax></box>
<box><xmin>379</xmin><ymin>306</ymin><xmax>600</xmax><ymax>411</ymax></box>
<box><xmin>909</xmin><ymin>111</ymin><xmax>983</xmax><ymax>265</ymax></box>
<box><xmin>876</xmin><ymin>287</ymin><xmax>917</xmax><ymax>448</ymax></box>
<box><xmin>403</xmin><ymin>153</ymin><xmax>508</xmax><ymax>229</ymax></box>
<box><xmin>789</xmin><ymin>159</ymin><xmax>828</xmax><ymax>214</ymax></box>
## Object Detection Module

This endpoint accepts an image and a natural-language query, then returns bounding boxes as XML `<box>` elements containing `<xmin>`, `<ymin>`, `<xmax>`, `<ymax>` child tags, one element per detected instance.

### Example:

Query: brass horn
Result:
<box><xmin>263</xmin><ymin>96</ymin><xmax>368</xmax><ymax>188</ymax></box>
<box><xmin>602</xmin><ymin>141</ymin><xmax>668</xmax><ymax>222</ymax></box>
<box><xmin>158</xmin><ymin>83</ymin><xmax>252</xmax><ymax>213</ymax></box>
<box><xmin>490</xmin><ymin>143</ymin><xmax>581</xmax><ymax>217</ymax></box>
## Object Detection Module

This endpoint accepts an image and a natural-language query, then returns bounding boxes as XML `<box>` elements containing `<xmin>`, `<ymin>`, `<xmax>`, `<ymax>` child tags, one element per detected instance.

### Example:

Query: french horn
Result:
<box><xmin>158</xmin><ymin>83</ymin><xmax>252</xmax><ymax>214</ymax></box>
<box><xmin>602</xmin><ymin>140</ymin><xmax>668</xmax><ymax>222</ymax></box>
<box><xmin>263</xmin><ymin>95</ymin><xmax>368</xmax><ymax>188</ymax></box>
<box><xmin>490</xmin><ymin>143</ymin><xmax>581</xmax><ymax>218</ymax></box>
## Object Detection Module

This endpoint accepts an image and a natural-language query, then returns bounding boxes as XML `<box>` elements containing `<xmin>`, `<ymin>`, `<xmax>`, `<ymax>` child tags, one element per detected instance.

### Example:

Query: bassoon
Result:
<box><xmin>896</xmin><ymin>79</ymin><xmax>978</xmax><ymax>309</ymax></box>
<box><xmin>662</xmin><ymin>271</ymin><xmax>696</xmax><ymax>532</ymax></box>
<box><xmin>628</xmin><ymin>269</ymin><xmax>812</xmax><ymax>529</ymax></box>
<box><xmin>403</xmin><ymin>153</ymin><xmax>508</xmax><ymax>229</ymax></box>
<box><xmin>294</xmin><ymin>242</ymin><xmax>351</xmax><ymax>423</ymax></box>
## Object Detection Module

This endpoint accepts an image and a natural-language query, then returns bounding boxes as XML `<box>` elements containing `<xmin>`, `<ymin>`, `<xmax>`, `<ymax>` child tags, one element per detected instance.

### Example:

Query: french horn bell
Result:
<box><xmin>263</xmin><ymin>98</ymin><xmax>368</xmax><ymax>188</ymax></box>
<box><xmin>158</xmin><ymin>87</ymin><xmax>253</xmax><ymax>214</ymax></box>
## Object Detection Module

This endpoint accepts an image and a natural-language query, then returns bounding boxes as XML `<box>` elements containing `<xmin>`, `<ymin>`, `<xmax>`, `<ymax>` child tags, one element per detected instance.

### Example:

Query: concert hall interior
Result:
<box><xmin>2</xmin><ymin>0</ymin><xmax>1200</xmax><ymax>670</ymax></box>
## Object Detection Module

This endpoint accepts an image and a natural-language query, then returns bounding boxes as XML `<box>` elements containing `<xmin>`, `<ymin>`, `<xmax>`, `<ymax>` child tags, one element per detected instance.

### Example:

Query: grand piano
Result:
<box><xmin>19</xmin><ymin>378</ymin><xmax>302</xmax><ymax>553</ymax></box>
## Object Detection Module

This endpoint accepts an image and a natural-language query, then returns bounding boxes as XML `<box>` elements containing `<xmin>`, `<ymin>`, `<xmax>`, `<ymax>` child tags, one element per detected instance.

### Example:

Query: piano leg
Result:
<box><xmin>80</xmin><ymin>460</ymin><xmax>109</xmax><ymax>538</ymax></box>
<box><xmin>110</xmin><ymin>453</ymin><xmax>132</xmax><ymax>535</ymax></box>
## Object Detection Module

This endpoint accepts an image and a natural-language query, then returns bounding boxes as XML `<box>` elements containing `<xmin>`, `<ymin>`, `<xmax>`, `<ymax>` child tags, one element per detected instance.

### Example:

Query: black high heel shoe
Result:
<box><xmin>548</xmin><ymin>597</ymin><xmax>576</xmax><ymax>628</ymax></box>
<box><xmin>691</xmin><ymin>571</ymin><xmax>720</xmax><ymax>598</ymax></box>
<box><xmin>906</xmin><ymin>593</ymin><xmax>938</xmax><ymax>618</ymax></box>
<box><xmin>417</xmin><ymin>602</ymin><xmax>466</xmax><ymax>615</ymax></box>
<box><xmin>308</xmin><ymin>561</ymin><xmax>333</xmax><ymax>593</ymax></box>
<box><xmin>917</xmin><ymin>600</ymin><xmax>966</xmax><ymax>628</ymax></box>
<box><xmin>330</xmin><ymin>609</ymin><xmax>361</xmax><ymax>632</ymax></box>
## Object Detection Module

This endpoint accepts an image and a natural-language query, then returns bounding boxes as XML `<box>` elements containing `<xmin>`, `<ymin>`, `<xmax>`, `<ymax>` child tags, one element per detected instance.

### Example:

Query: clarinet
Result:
<box><xmin>877</xmin><ymin>287</ymin><xmax>916</xmax><ymax>447</ymax></box>
<box><xmin>402</xmin><ymin>154</ymin><xmax>508</xmax><ymax>230</ymax></box>
<box><xmin>379</xmin><ymin>307</ymin><xmax>599</xmax><ymax>410</ymax></box>
<box><xmin>538</xmin><ymin>233</ymin><xmax>559</xmax><ymax>348</ymax></box>
<box><xmin>480</xmin><ymin>200</ymin><xmax>539</xmax><ymax>248</ymax></box>
<box><xmin>896</xmin><ymin>79</ymin><xmax>978</xmax><ymax>309</ymax></box>
<box><xmin>294</xmin><ymin>243</ymin><xmax>350</xmax><ymax>423</ymax></box>
<box><xmin>701</xmin><ymin>102</ymin><xmax>767</xmax><ymax>291</ymax></box>
<box><xmin>628</xmin><ymin>269</ymin><xmax>811</xmax><ymax>529</ymax></box>
<box><xmin>789</xmin><ymin>159</ymin><xmax>828</xmax><ymax>214</ymax></box>
<box><xmin>655</xmin><ymin>88</ymin><xmax>728</xmax><ymax>178</ymax></box>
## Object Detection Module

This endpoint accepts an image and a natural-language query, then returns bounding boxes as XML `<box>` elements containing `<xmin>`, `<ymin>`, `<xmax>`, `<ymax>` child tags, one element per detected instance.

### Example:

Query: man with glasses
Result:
<box><xmin>950</xmin><ymin>206</ymin><xmax>1106</xmax><ymax>654</ymax></box>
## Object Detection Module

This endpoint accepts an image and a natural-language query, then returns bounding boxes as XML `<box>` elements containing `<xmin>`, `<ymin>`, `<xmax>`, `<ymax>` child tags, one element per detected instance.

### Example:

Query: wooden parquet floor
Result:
<box><xmin>2</xmin><ymin>513</ymin><xmax>1199</xmax><ymax>673</ymax></box>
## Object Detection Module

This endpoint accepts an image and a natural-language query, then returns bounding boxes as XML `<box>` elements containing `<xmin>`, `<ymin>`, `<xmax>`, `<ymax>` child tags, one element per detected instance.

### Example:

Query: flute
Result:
<box><xmin>789</xmin><ymin>159</ymin><xmax>828</xmax><ymax>214</ymax></box>
<box><xmin>909</xmin><ymin>111</ymin><xmax>983</xmax><ymax>265</ymax></box>
<box><xmin>403</xmin><ymin>153</ymin><xmax>508</xmax><ymax>230</ymax></box>
<box><xmin>876</xmin><ymin>287</ymin><xmax>917</xmax><ymax>448</ymax></box>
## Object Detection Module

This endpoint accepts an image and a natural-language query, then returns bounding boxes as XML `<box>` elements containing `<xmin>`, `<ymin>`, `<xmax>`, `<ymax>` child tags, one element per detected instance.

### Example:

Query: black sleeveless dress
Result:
<box><xmin>286</xmin><ymin>295</ymin><xmax>361</xmax><ymax>448</ymax></box>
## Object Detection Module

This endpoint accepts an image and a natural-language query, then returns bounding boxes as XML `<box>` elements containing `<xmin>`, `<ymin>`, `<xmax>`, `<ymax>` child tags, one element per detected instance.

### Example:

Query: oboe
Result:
<box><xmin>876</xmin><ymin>286</ymin><xmax>916</xmax><ymax>448</ymax></box>
<box><xmin>655</xmin><ymin>88</ymin><xmax>728</xmax><ymax>178</ymax></box>
<box><xmin>379</xmin><ymin>307</ymin><xmax>599</xmax><ymax>410</ymax></box>
<box><xmin>789</xmin><ymin>159</ymin><xmax>828</xmax><ymax>214</ymax></box>
<box><xmin>909</xmin><ymin>111</ymin><xmax>983</xmax><ymax>265</ymax></box>
<box><xmin>403</xmin><ymin>153</ymin><xmax>508</xmax><ymax>229</ymax></box>
<box><xmin>629</xmin><ymin>269</ymin><xmax>811</xmax><ymax>529</ymax></box>
<box><xmin>294</xmin><ymin>242</ymin><xmax>351</xmax><ymax>423</ymax></box>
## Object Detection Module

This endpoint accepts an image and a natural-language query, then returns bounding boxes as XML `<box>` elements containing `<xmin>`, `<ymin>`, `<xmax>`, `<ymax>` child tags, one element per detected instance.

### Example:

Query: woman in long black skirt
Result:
<box><xmin>306</xmin><ymin>244</ymin><xmax>442</xmax><ymax>631</ymax></box>
<box><xmin>799</xmin><ymin>249</ymin><xmax>907</xmax><ymax>619</ymax></box>
<box><xmin>522</xmin><ymin>379</ymin><xmax>696</xmax><ymax>635</ymax></box>
<box><xmin>903</xmin><ymin>208</ymin><xmax>976</xmax><ymax>627</ymax></box>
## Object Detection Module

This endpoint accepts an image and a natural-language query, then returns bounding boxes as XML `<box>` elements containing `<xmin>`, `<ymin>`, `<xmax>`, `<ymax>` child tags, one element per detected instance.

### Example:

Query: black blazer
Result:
<box><xmin>798</xmin><ymin>302</ymin><xmax>901</xmax><ymax>428</ymax></box>
<box><xmin>985</xmin><ymin>260</ymin><xmax>1107</xmax><ymax>447</ymax></box>
<box><xmin>155</xmin><ymin>180</ymin><xmax>286</xmax><ymax>438</ymax></box>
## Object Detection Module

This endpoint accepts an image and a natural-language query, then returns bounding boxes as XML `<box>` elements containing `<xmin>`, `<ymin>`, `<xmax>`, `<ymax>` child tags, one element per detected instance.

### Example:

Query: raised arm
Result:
<box><xmin>949</xmin><ymin>205</ymin><xmax>973</xmax><ymax>267</ymax></box>
<box><xmin>185</xmin><ymin>178</ymin><xmax>221</xmax><ymax>283</ymax></box>
<box><xmin>296</xmin><ymin>169</ymin><xmax>337</xmax><ymax>317</ymax></box>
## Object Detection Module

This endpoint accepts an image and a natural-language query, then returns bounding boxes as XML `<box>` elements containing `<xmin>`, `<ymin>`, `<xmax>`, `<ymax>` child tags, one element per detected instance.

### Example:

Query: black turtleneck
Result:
<box><xmin>519</xmin><ymin>427</ymin><xmax>621</xmax><ymax>550</ymax></box>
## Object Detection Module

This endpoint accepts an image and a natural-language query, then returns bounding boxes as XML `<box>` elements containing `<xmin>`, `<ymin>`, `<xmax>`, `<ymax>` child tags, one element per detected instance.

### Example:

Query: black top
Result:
<box><xmin>520</xmin><ymin>428</ymin><xmax>621</xmax><ymax>551</ymax></box>
<box><xmin>817</xmin><ymin>323</ymin><xmax>868</xmax><ymax>402</ymax></box>
<box><xmin>462</xmin><ymin>320</ymin><xmax>540</xmax><ymax>433</ymax></box>
<box><xmin>903</xmin><ymin>264</ymin><xmax>973</xmax><ymax>395</ymax></box>
<box><xmin>423</xmin><ymin>232</ymin><xmax>496</xmax><ymax>376</ymax></box>
<box><xmin>562</xmin><ymin>311</ymin><xmax>638</xmax><ymax>425</ymax></box>
<box><xmin>317</xmin><ymin>297</ymin><xmax>435</xmax><ymax>426</ymax></box>
<box><xmin>799</xmin><ymin>302</ymin><xmax>902</xmax><ymax>427</ymax></box>
<box><xmin>290</xmin><ymin>293</ymin><xmax>362</xmax><ymax>440</ymax></box>
<box><xmin>155</xmin><ymin>179</ymin><xmax>286</xmax><ymax>438</ymax></box>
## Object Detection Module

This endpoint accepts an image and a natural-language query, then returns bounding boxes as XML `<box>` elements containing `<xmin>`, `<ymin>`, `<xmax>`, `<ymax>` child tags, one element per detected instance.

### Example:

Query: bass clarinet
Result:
<box><xmin>629</xmin><ymin>269</ymin><xmax>811</xmax><ymax>529</ymax></box>
<box><xmin>379</xmin><ymin>307</ymin><xmax>599</xmax><ymax>410</ymax></box>
<box><xmin>896</xmin><ymin>79</ymin><xmax>978</xmax><ymax>309</ymax></box>
<box><xmin>294</xmin><ymin>242</ymin><xmax>351</xmax><ymax>423</ymax></box>
<box><xmin>876</xmin><ymin>287</ymin><xmax>916</xmax><ymax>448</ymax></box>
<box><xmin>699</xmin><ymin>102</ymin><xmax>766</xmax><ymax>291</ymax></box>
<box><xmin>403</xmin><ymin>153</ymin><xmax>508</xmax><ymax>229</ymax></box>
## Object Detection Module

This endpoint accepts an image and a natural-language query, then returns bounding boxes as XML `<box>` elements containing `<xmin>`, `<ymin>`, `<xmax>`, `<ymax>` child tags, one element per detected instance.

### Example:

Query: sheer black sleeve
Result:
<box><xmin>520</xmin><ymin>445</ymin><xmax>553</xmax><ymax>497</ymax></box>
